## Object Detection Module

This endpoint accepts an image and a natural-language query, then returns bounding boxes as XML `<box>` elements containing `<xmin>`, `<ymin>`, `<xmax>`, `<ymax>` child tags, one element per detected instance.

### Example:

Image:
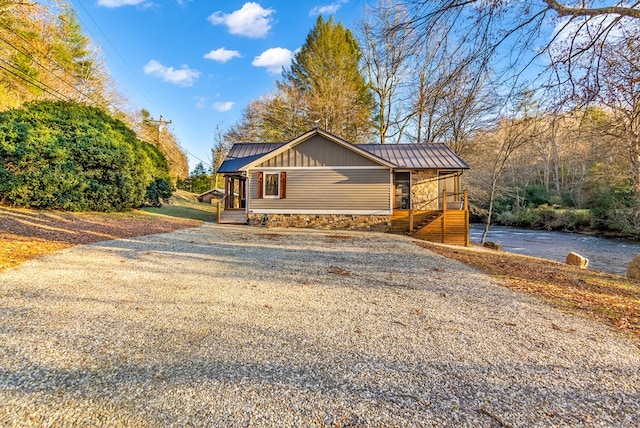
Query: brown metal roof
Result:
<box><xmin>359</xmin><ymin>144</ymin><xmax>469</xmax><ymax>170</ymax></box>
<box><xmin>219</xmin><ymin>140</ymin><xmax>468</xmax><ymax>173</ymax></box>
<box><xmin>218</xmin><ymin>143</ymin><xmax>285</xmax><ymax>173</ymax></box>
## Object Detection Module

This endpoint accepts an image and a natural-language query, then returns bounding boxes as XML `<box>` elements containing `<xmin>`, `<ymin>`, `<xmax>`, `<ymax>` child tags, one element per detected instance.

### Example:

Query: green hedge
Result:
<box><xmin>0</xmin><ymin>100</ymin><xmax>168</xmax><ymax>211</ymax></box>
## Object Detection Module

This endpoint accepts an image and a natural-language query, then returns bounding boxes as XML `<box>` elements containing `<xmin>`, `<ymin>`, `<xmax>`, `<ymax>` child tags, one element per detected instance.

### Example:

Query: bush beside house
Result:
<box><xmin>0</xmin><ymin>100</ymin><xmax>170</xmax><ymax>211</ymax></box>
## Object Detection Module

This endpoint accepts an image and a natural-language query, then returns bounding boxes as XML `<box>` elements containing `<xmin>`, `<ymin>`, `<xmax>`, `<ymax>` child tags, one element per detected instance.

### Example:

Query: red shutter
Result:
<box><xmin>257</xmin><ymin>172</ymin><xmax>263</xmax><ymax>199</ymax></box>
<box><xmin>280</xmin><ymin>171</ymin><xmax>286</xmax><ymax>199</ymax></box>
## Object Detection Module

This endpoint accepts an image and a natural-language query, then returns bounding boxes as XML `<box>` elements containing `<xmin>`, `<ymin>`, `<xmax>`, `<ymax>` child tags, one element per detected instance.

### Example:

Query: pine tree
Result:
<box><xmin>281</xmin><ymin>16</ymin><xmax>374</xmax><ymax>143</ymax></box>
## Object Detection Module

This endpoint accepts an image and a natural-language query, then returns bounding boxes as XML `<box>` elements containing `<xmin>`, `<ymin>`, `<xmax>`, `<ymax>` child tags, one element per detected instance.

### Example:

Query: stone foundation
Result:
<box><xmin>247</xmin><ymin>213</ymin><xmax>390</xmax><ymax>232</ymax></box>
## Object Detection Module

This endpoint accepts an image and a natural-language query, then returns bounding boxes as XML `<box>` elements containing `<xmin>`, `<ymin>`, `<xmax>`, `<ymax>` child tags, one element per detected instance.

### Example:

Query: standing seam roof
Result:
<box><xmin>359</xmin><ymin>144</ymin><xmax>469</xmax><ymax>169</ymax></box>
<box><xmin>219</xmin><ymin>142</ymin><xmax>468</xmax><ymax>173</ymax></box>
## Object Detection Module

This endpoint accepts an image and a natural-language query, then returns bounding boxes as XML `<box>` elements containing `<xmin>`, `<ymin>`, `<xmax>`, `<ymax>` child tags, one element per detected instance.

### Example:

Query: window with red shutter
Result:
<box><xmin>257</xmin><ymin>172</ymin><xmax>264</xmax><ymax>199</ymax></box>
<box><xmin>279</xmin><ymin>171</ymin><xmax>286</xmax><ymax>199</ymax></box>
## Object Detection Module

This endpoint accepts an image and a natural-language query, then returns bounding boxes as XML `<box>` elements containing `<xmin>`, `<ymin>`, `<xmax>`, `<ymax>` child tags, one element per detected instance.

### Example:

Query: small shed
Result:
<box><xmin>197</xmin><ymin>188</ymin><xmax>225</xmax><ymax>204</ymax></box>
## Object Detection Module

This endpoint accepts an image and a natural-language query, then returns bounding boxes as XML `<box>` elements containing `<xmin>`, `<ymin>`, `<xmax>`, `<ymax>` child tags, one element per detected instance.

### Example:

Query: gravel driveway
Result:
<box><xmin>1</xmin><ymin>224</ymin><xmax>639</xmax><ymax>427</ymax></box>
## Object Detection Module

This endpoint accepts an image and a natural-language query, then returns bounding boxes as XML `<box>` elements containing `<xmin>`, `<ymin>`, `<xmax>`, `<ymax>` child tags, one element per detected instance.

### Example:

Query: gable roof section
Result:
<box><xmin>218</xmin><ymin>129</ymin><xmax>469</xmax><ymax>173</ymax></box>
<box><xmin>238</xmin><ymin>128</ymin><xmax>396</xmax><ymax>171</ymax></box>
<box><xmin>360</xmin><ymin>144</ymin><xmax>469</xmax><ymax>170</ymax></box>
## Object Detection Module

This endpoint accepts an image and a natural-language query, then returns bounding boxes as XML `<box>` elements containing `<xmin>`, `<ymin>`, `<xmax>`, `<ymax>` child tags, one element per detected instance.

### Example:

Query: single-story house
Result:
<box><xmin>218</xmin><ymin>128</ymin><xmax>470</xmax><ymax>245</ymax></box>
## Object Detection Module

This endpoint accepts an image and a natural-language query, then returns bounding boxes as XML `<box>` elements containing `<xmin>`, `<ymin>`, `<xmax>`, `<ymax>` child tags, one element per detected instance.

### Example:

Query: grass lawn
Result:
<box><xmin>141</xmin><ymin>189</ymin><xmax>218</xmax><ymax>222</ymax></box>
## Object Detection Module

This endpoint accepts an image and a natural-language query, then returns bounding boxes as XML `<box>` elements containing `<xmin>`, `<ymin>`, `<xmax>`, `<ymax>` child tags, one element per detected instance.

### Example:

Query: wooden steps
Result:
<box><xmin>391</xmin><ymin>208</ymin><xmax>470</xmax><ymax>246</ymax></box>
<box><xmin>219</xmin><ymin>209</ymin><xmax>247</xmax><ymax>224</ymax></box>
<box><xmin>412</xmin><ymin>210</ymin><xmax>469</xmax><ymax>246</ymax></box>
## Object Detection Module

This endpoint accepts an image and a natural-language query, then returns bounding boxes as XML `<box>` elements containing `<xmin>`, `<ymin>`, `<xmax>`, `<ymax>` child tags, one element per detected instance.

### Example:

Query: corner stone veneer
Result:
<box><xmin>247</xmin><ymin>213</ymin><xmax>390</xmax><ymax>232</ymax></box>
<box><xmin>412</xmin><ymin>170</ymin><xmax>439</xmax><ymax>210</ymax></box>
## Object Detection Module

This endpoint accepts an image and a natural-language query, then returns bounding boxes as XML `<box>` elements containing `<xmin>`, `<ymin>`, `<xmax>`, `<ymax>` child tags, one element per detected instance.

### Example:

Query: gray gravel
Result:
<box><xmin>0</xmin><ymin>224</ymin><xmax>639</xmax><ymax>427</ymax></box>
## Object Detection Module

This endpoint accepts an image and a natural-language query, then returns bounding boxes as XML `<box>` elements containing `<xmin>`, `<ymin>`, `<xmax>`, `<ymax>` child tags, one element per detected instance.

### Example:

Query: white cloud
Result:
<box><xmin>143</xmin><ymin>60</ymin><xmax>200</xmax><ymax>87</ymax></box>
<box><xmin>213</xmin><ymin>101</ymin><xmax>235</xmax><ymax>112</ymax></box>
<box><xmin>208</xmin><ymin>2</ymin><xmax>274</xmax><ymax>38</ymax></box>
<box><xmin>309</xmin><ymin>1</ymin><xmax>346</xmax><ymax>16</ymax></box>
<box><xmin>204</xmin><ymin>48</ymin><xmax>242</xmax><ymax>63</ymax></box>
<box><xmin>252</xmin><ymin>47</ymin><xmax>294</xmax><ymax>74</ymax></box>
<box><xmin>97</xmin><ymin>0</ymin><xmax>146</xmax><ymax>7</ymax></box>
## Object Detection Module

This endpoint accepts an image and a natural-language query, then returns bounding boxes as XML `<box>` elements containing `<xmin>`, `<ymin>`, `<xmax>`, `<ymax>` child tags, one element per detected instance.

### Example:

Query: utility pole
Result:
<box><xmin>144</xmin><ymin>115</ymin><xmax>172</xmax><ymax>147</ymax></box>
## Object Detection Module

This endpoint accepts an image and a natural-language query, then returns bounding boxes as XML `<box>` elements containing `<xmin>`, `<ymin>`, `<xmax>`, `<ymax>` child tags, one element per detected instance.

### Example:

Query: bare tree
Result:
<box><xmin>211</xmin><ymin>124</ymin><xmax>231</xmax><ymax>188</ymax></box>
<box><xmin>589</xmin><ymin>30</ymin><xmax>640</xmax><ymax>194</ymax></box>
<box><xmin>467</xmin><ymin>91</ymin><xmax>540</xmax><ymax>242</ymax></box>
<box><xmin>360</xmin><ymin>1</ymin><xmax>416</xmax><ymax>144</ymax></box>
<box><xmin>224</xmin><ymin>98</ymin><xmax>269</xmax><ymax>143</ymax></box>
<box><xmin>400</xmin><ymin>1</ymin><xmax>640</xmax><ymax>97</ymax></box>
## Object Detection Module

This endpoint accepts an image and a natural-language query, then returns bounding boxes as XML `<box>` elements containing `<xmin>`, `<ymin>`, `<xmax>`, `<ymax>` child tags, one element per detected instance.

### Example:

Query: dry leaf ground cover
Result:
<box><xmin>1</xmin><ymin>194</ymin><xmax>638</xmax><ymax>342</ymax></box>
<box><xmin>0</xmin><ymin>208</ymin><xmax>201</xmax><ymax>271</ymax></box>
<box><xmin>418</xmin><ymin>241</ymin><xmax>640</xmax><ymax>341</ymax></box>
<box><xmin>0</xmin><ymin>191</ymin><xmax>211</xmax><ymax>272</ymax></box>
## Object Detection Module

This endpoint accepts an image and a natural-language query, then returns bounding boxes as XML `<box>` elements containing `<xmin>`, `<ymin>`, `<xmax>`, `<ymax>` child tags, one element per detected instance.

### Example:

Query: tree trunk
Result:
<box><xmin>481</xmin><ymin>177</ymin><xmax>498</xmax><ymax>244</ymax></box>
<box><xmin>632</xmin><ymin>132</ymin><xmax>640</xmax><ymax>196</ymax></box>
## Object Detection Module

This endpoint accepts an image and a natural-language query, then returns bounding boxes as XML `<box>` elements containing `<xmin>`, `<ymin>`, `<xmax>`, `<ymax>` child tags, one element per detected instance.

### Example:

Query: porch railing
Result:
<box><xmin>407</xmin><ymin>190</ymin><xmax>469</xmax><ymax>246</ymax></box>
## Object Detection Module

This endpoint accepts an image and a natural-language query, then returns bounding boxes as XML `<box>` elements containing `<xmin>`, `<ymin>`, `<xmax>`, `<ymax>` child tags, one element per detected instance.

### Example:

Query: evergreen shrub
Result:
<box><xmin>0</xmin><ymin>100</ymin><xmax>169</xmax><ymax>211</ymax></box>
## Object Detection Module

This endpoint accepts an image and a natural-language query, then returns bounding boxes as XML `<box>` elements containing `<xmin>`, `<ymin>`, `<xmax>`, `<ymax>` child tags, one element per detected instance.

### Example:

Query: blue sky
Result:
<box><xmin>68</xmin><ymin>0</ymin><xmax>368</xmax><ymax>170</ymax></box>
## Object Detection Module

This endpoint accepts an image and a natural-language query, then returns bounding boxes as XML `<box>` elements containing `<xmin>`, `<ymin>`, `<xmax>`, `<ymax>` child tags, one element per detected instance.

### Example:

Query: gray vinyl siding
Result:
<box><xmin>249</xmin><ymin>168</ymin><xmax>391</xmax><ymax>213</ymax></box>
<box><xmin>257</xmin><ymin>135</ymin><xmax>380</xmax><ymax>168</ymax></box>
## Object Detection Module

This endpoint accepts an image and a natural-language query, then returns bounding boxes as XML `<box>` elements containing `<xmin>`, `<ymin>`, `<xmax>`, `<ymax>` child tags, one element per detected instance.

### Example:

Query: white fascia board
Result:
<box><xmin>248</xmin><ymin>209</ymin><xmax>392</xmax><ymax>215</ymax></box>
<box><xmin>252</xmin><ymin>166</ymin><xmax>389</xmax><ymax>171</ymax></box>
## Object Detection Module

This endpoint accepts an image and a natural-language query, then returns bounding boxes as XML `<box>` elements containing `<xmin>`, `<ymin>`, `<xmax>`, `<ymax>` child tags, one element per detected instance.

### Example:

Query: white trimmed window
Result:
<box><xmin>264</xmin><ymin>172</ymin><xmax>279</xmax><ymax>198</ymax></box>
<box><xmin>256</xmin><ymin>171</ymin><xmax>286</xmax><ymax>199</ymax></box>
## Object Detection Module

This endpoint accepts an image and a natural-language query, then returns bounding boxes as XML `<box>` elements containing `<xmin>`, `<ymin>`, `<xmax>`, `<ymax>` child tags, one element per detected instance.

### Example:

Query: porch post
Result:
<box><xmin>442</xmin><ymin>190</ymin><xmax>447</xmax><ymax>243</ymax></box>
<box><xmin>230</xmin><ymin>176</ymin><xmax>236</xmax><ymax>209</ymax></box>
<box><xmin>464</xmin><ymin>190</ymin><xmax>470</xmax><ymax>246</ymax></box>
<box><xmin>224</xmin><ymin>176</ymin><xmax>230</xmax><ymax>209</ymax></box>
<box><xmin>409</xmin><ymin>209</ymin><xmax>414</xmax><ymax>233</ymax></box>
<box><xmin>239</xmin><ymin>179</ymin><xmax>246</xmax><ymax>208</ymax></box>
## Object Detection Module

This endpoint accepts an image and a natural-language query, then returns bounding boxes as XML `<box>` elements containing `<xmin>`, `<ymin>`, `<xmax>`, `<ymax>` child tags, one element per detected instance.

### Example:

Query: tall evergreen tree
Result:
<box><xmin>281</xmin><ymin>16</ymin><xmax>374</xmax><ymax>143</ymax></box>
<box><xmin>0</xmin><ymin>1</ymin><xmax>116</xmax><ymax>110</ymax></box>
<box><xmin>225</xmin><ymin>16</ymin><xmax>374</xmax><ymax>143</ymax></box>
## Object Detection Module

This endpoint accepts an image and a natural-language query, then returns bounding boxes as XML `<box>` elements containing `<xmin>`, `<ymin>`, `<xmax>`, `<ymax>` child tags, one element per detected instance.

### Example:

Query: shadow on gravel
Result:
<box><xmin>1</xmin><ymin>224</ymin><xmax>639</xmax><ymax>426</ymax></box>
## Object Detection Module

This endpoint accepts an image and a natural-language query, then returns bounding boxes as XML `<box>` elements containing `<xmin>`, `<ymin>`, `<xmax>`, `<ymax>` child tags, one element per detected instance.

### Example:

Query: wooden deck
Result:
<box><xmin>391</xmin><ymin>191</ymin><xmax>470</xmax><ymax>246</ymax></box>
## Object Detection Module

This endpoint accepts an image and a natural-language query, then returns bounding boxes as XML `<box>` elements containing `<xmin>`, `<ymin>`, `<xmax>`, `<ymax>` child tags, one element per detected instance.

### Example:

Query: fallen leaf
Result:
<box><xmin>329</xmin><ymin>266</ymin><xmax>351</xmax><ymax>276</ymax></box>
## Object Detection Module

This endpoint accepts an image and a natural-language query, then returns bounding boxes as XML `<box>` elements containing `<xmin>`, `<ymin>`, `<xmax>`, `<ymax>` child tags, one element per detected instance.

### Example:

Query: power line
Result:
<box><xmin>65</xmin><ymin>2</ymin><xmax>212</xmax><ymax>171</ymax></box>
<box><xmin>72</xmin><ymin>0</ymin><xmax>165</xmax><ymax>114</ymax></box>
<box><xmin>0</xmin><ymin>60</ymin><xmax>69</xmax><ymax>102</ymax></box>
<box><xmin>0</xmin><ymin>29</ymin><xmax>101</xmax><ymax>106</ymax></box>
<box><xmin>0</xmin><ymin>2</ymin><xmax>199</xmax><ymax>172</ymax></box>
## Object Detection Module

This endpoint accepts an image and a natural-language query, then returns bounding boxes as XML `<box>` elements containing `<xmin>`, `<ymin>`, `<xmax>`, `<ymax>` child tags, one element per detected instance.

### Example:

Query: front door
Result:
<box><xmin>394</xmin><ymin>172</ymin><xmax>411</xmax><ymax>210</ymax></box>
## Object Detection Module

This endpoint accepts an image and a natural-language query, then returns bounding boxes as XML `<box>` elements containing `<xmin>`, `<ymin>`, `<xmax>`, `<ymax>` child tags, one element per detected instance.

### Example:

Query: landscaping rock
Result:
<box><xmin>483</xmin><ymin>241</ymin><xmax>504</xmax><ymax>251</ymax></box>
<box><xmin>566</xmin><ymin>252</ymin><xmax>589</xmax><ymax>269</ymax></box>
<box><xmin>627</xmin><ymin>254</ymin><xmax>640</xmax><ymax>280</ymax></box>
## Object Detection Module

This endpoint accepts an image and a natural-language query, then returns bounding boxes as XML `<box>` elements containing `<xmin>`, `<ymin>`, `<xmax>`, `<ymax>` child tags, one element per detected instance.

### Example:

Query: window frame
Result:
<box><xmin>263</xmin><ymin>172</ymin><xmax>280</xmax><ymax>199</ymax></box>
